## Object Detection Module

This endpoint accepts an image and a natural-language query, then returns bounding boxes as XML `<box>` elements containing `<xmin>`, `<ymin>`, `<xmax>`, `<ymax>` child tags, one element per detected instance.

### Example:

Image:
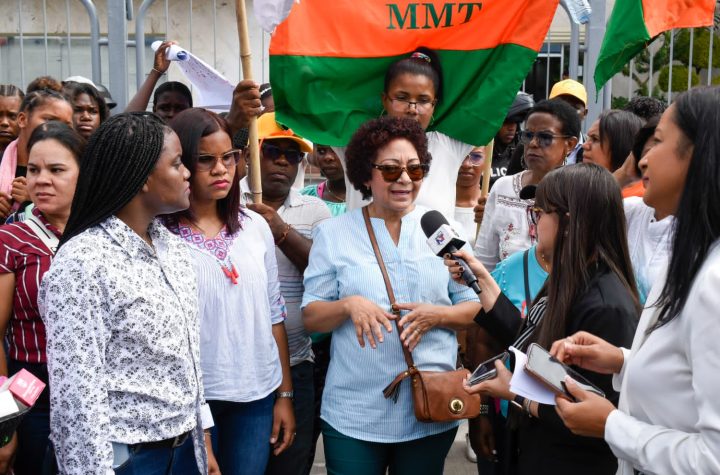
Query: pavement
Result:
<box><xmin>310</xmin><ymin>422</ymin><xmax>478</xmax><ymax>474</ymax></box>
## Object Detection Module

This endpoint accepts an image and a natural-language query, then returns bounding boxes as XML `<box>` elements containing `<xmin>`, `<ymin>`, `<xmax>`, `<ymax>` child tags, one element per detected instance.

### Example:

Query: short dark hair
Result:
<box><xmin>631</xmin><ymin>115</ymin><xmax>660</xmax><ymax>175</ymax></box>
<box><xmin>67</xmin><ymin>82</ymin><xmax>110</xmax><ymax>123</ymax></box>
<box><xmin>345</xmin><ymin>116</ymin><xmax>432</xmax><ymax>200</ymax></box>
<box><xmin>384</xmin><ymin>47</ymin><xmax>443</xmax><ymax>103</ymax></box>
<box><xmin>526</xmin><ymin>99</ymin><xmax>581</xmax><ymax>139</ymax></box>
<box><xmin>153</xmin><ymin>81</ymin><xmax>193</xmax><ymax>109</ymax></box>
<box><xmin>169</xmin><ymin>108</ymin><xmax>243</xmax><ymax>234</ymax></box>
<box><xmin>598</xmin><ymin>110</ymin><xmax>644</xmax><ymax>171</ymax></box>
<box><xmin>27</xmin><ymin>121</ymin><xmax>86</xmax><ymax>163</ymax></box>
<box><xmin>623</xmin><ymin>96</ymin><xmax>666</xmax><ymax>122</ymax></box>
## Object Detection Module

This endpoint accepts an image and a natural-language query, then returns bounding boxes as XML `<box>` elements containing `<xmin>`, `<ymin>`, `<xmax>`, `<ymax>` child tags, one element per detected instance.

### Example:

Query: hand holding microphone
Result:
<box><xmin>421</xmin><ymin>210</ymin><xmax>485</xmax><ymax>295</ymax></box>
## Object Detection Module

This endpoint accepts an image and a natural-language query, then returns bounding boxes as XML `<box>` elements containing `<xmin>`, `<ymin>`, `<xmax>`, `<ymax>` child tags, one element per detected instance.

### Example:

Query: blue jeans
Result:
<box><xmin>114</xmin><ymin>435</ymin><xmax>199</xmax><ymax>475</ymax></box>
<box><xmin>265</xmin><ymin>361</ymin><xmax>314</xmax><ymax>475</ymax></box>
<box><xmin>208</xmin><ymin>394</ymin><xmax>274</xmax><ymax>475</ymax></box>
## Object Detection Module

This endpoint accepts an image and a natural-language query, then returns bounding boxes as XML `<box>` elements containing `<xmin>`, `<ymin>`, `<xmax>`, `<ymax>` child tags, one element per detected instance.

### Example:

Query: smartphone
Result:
<box><xmin>468</xmin><ymin>351</ymin><xmax>510</xmax><ymax>385</ymax></box>
<box><xmin>524</xmin><ymin>343</ymin><xmax>605</xmax><ymax>400</ymax></box>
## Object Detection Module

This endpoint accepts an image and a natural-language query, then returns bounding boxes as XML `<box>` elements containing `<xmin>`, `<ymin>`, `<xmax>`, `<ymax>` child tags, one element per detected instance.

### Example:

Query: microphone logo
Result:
<box><xmin>435</xmin><ymin>232</ymin><xmax>446</xmax><ymax>246</ymax></box>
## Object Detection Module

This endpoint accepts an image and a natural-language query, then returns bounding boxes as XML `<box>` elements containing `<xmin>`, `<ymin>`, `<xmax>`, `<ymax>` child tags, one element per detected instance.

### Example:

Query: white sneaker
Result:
<box><xmin>465</xmin><ymin>433</ymin><xmax>477</xmax><ymax>463</ymax></box>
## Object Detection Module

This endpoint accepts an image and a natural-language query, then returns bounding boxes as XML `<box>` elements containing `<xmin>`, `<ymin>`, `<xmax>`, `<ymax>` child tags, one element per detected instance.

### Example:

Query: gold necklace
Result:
<box><xmin>323</xmin><ymin>180</ymin><xmax>346</xmax><ymax>202</ymax></box>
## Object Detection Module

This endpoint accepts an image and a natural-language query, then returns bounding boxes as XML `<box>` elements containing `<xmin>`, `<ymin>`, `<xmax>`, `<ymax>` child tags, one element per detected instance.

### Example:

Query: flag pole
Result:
<box><xmin>235</xmin><ymin>0</ymin><xmax>262</xmax><ymax>204</ymax></box>
<box><xmin>475</xmin><ymin>139</ymin><xmax>494</xmax><ymax>237</ymax></box>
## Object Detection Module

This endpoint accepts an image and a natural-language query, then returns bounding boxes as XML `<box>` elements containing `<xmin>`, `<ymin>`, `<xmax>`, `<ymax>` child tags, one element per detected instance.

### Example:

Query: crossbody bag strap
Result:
<box><xmin>523</xmin><ymin>249</ymin><xmax>532</xmax><ymax>315</ymax></box>
<box><xmin>362</xmin><ymin>206</ymin><xmax>415</xmax><ymax>371</ymax></box>
<box><xmin>25</xmin><ymin>208</ymin><xmax>59</xmax><ymax>255</ymax></box>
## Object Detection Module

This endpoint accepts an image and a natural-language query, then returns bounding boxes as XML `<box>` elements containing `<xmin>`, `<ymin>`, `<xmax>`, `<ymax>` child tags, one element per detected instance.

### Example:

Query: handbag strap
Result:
<box><xmin>523</xmin><ymin>249</ymin><xmax>532</xmax><ymax>315</ymax></box>
<box><xmin>362</xmin><ymin>206</ymin><xmax>415</xmax><ymax>370</ymax></box>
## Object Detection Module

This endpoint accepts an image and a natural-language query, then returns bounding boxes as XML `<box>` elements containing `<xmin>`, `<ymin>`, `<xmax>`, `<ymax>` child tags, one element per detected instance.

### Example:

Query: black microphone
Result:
<box><xmin>420</xmin><ymin>210</ymin><xmax>482</xmax><ymax>295</ymax></box>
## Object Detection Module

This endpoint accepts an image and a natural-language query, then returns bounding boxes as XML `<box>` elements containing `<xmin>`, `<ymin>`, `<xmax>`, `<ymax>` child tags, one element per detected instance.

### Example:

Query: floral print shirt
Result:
<box><xmin>39</xmin><ymin>216</ymin><xmax>209</xmax><ymax>474</ymax></box>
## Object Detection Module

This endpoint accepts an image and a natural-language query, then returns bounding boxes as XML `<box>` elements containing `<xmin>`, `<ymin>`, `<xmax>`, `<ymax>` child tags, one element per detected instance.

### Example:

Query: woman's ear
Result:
<box><xmin>17</xmin><ymin>112</ymin><xmax>28</xmax><ymax>130</ymax></box>
<box><xmin>565</xmin><ymin>136</ymin><xmax>579</xmax><ymax>155</ymax></box>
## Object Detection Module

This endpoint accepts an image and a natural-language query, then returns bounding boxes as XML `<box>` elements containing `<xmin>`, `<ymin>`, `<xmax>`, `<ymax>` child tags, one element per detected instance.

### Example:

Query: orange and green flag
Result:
<box><xmin>269</xmin><ymin>0</ymin><xmax>559</xmax><ymax>147</ymax></box>
<box><xmin>595</xmin><ymin>0</ymin><xmax>717</xmax><ymax>93</ymax></box>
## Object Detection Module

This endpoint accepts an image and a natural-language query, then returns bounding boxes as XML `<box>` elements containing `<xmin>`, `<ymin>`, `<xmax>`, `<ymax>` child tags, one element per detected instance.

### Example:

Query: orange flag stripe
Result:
<box><xmin>270</xmin><ymin>0</ymin><xmax>560</xmax><ymax>58</ymax></box>
<box><xmin>642</xmin><ymin>0</ymin><xmax>716</xmax><ymax>37</ymax></box>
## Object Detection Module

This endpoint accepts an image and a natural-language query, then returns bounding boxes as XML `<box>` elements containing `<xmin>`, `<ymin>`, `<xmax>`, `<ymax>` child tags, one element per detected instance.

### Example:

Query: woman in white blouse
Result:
<box><xmin>473</xmin><ymin>99</ymin><xmax>580</xmax><ymax>271</ymax></box>
<box><xmin>166</xmin><ymin>108</ymin><xmax>294</xmax><ymax>475</ymax></box>
<box><xmin>550</xmin><ymin>86</ymin><xmax>720</xmax><ymax>474</ymax></box>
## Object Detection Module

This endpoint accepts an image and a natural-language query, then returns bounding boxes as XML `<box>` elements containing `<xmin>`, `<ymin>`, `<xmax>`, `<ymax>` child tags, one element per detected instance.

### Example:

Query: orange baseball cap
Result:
<box><xmin>257</xmin><ymin>112</ymin><xmax>312</xmax><ymax>153</ymax></box>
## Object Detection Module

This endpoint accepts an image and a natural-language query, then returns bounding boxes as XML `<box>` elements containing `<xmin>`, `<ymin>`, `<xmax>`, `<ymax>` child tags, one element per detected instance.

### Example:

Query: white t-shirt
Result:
<box><xmin>623</xmin><ymin>197</ymin><xmax>674</xmax><ymax>303</ymax></box>
<box><xmin>334</xmin><ymin>131</ymin><xmax>473</xmax><ymax>222</ymax></box>
<box><xmin>454</xmin><ymin>206</ymin><xmax>478</xmax><ymax>244</ymax></box>
<box><xmin>473</xmin><ymin>171</ymin><xmax>534</xmax><ymax>272</ymax></box>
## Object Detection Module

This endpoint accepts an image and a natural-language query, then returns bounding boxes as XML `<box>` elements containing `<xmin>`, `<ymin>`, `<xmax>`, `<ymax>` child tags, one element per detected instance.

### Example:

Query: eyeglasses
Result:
<box><xmin>520</xmin><ymin>130</ymin><xmax>572</xmax><ymax>148</ymax></box>
<box><xmin>261</xmin><ymin>142</ymin><xmax>305</xmax><ymax>165</ymax></box>
<box><xmin>372</xmin><ymin>163</ymin><xmax>428</xmax><ymax>182</ymax></box>
<box><xmin>464</xmin><ymin>151</ymin><xmax>485</xmax><ymax>167</ymax></box>
<box><xmin>526</xmin><ymin>206</ymin><xmax>546</xmax><ymax>226</ymax></box>
<box><xmin>388</xmin><ymin>96</ymin><xmax>436</xmax><ymax>113</ymax></box>
<box><xmin>196</xmin><ymin>149</ymin><xmax>243</xmax><ymax>172</ymax></box>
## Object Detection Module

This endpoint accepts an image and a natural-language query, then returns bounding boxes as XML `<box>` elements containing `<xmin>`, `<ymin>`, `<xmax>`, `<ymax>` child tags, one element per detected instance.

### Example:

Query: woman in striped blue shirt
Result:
<box><xmin>302</xmin><ymin>117</ymin><xmax>481</xmax><ymax>475</ymax></box>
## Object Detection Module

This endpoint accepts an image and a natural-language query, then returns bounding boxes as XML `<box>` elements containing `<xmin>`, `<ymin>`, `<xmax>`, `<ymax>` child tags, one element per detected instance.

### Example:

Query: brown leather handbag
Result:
<box><xmin>362</xmin><ymin>207</ymin><xmax>481</xmax><ymax>423</ymax></box>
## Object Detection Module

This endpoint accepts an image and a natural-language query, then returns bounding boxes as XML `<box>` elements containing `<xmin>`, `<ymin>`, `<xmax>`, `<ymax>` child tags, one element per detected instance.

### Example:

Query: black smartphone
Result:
<box><xmin>524</xmin><ymin>343</ymin><xmax>605</xmax><ymax>400</ymax></box>
<box><xmin>468</xmin><ymin>351</ymin><xmax>510</xmax><ymax>385</ymax></box>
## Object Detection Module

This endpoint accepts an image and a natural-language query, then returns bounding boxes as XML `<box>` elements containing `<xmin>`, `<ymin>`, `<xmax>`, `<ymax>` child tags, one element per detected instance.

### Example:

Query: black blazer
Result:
<box><xmin>474</xmin><ymin>264</ymin><xmax>639</xmax><ymax>475</ymax></box>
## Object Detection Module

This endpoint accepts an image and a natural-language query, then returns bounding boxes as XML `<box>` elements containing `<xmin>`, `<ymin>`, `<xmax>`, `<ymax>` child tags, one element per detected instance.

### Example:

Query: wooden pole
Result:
<box><xmin>475</xmin><ymin>139</ymin><xmax>494</xmax><ymax>237</ymax></box>
<box><xmin>235</xmin><ymin>0</ymin><xmax>262</xmax><ymax>204</ymax></box>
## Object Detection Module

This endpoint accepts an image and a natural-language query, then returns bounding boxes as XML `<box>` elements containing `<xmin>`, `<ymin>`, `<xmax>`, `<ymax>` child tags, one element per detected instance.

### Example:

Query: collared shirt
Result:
<box><xmin>302</xmin><ymin>206</ymin><xmax>479</xmax><ymax>443</ymax></box>
<box><xmin>0</xmin><ymin>207</ymin><xmax>60</xmax><ymax>363</ymax></box>
<box><xmin>242</xmin><ymin>179</ymin><xmax>332</xmax><ymax>366</ymax></box>
<box><xmin>165</xmin><ymin>211</ymin><xmax>287</xmax><ymax>401</ymax></box>
<box><xmin>39</xmin><ymin>216</ymin><xmax>209</xmax><ymax>475</ymax></box>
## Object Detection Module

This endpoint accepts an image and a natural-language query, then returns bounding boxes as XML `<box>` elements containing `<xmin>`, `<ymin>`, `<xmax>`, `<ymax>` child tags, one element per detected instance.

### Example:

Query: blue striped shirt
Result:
<box><xmin>302</xmin><ymin>206</ymin><xmax>479</xmax><ymax>442</ymax></box>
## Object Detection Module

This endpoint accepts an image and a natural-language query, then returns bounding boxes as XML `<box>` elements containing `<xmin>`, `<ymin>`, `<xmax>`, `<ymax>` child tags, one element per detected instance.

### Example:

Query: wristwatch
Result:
<box><xmin>276</xmin><ymin>390</ymin><xmax>294</xmax><ymax>399</ymax></box>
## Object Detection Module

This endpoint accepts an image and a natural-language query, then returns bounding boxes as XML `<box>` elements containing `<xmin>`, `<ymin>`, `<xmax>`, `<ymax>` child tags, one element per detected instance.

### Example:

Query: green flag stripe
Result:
<box><xmin>271</xmin><ymin>45</ymin><xmax>538</xmax><ymax>147</ymax></box>
<box><xmin>594</xmin><ymin>0</ymin><xmax>650</xmax><ymax>93</ymax></box>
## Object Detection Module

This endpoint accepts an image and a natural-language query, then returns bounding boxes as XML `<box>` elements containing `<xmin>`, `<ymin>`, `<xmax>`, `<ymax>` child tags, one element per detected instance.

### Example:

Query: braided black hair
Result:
<box><xmin>19</xmin><ymin>88</ymin><xmax>70</xmax><ymax>114</ymax></box>
<box><xmin>61</xmin><ymin>112</ymin><xmax>169</xmax><ymax>245</ymax></box>
<box><xmin>0</xmin><ymin>84</ymin><xmax>25</xmax><ymax>100</ymax></box>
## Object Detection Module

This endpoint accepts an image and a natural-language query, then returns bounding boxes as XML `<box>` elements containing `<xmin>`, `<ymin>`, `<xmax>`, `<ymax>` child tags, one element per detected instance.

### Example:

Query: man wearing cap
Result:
<box><xmin>242</xmin><ymin>112</ymin><xmax>331</xmax><ymax>475</ymax></box>
<box><xmin>549</xmin><ymin>79</ymin><xmax>587</xmax><ymax>164</ymax></box>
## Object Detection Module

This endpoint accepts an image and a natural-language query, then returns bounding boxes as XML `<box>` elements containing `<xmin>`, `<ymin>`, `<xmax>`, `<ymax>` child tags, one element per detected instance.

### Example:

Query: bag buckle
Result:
<box><xmin>449</xmin><ymin>398</ymin><xmax>465</xmax><ymax>414</ymax></box>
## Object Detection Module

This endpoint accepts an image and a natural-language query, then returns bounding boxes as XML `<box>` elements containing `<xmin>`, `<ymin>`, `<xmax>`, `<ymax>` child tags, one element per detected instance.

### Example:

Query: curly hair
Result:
<box><xmin>623</xmin><ymin>96</ymin><xmax>666</xmax><ymax>122</ymax></box>
<box><xmin>26</xmin><ymin>76</ymin><xmax>63</xmax><ymax>94</ymax></box>
<box><xmin>345</xmin><ymin>116</ymin><xmax>432</xmax><ymax>200</ymax></box>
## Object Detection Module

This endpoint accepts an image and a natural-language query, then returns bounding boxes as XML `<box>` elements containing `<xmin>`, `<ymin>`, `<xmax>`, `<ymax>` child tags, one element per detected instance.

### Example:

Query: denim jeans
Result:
<box><xmin>265</xmin><ymin>361</ymin><xmax>314</xmax><ymax>475</ymax></box>
<box><xmin>9</xmin><ymin>360</ymin><xmax>50</xmax><ymax>475</ymax></box>
<box><xmin>114</xmin><ymin>436</ymin><xmax>199</xmax><ymax>475</ymax></box>
<box><xmin>208</xmin><ymin>393</ymin><xmax>274</xmax><ymax>475</ymax></box>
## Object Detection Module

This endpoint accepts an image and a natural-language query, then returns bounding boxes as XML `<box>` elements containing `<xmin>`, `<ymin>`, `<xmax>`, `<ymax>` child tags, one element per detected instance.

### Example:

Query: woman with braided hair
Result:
<box><xmin>39</xmin><ymin>112</ymin><xmax>219</xmax><ymax>474</ymax></box>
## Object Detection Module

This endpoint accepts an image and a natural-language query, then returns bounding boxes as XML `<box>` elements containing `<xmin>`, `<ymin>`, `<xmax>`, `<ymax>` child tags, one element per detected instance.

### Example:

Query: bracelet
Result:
<box><xmin>522</xmin><ymin>397</ymin><xmax>533</xmax><ymax>417</ymax></box>
<box><xmin>276</xmin><ymin>390</ymin><xmax>294</xmax><ymax>399</ymax></box>
<box><xmin>151</xmin><ymin>67</ymin><xmax>165</xmax><ymax>76</ymax></box>
<box><xmin>479</xmin><ymin>403</ymin><xmax>490</xmax><ymax>416</ymax></box>
<box><xmin>275</xmin><ymin>223</ymin><xmax>291</xmax><ymax>245</ymax></box>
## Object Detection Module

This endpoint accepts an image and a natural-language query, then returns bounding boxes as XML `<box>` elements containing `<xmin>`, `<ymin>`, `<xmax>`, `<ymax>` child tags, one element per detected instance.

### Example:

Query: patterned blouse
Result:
<box><xmin>39</xmin><ymin>216</ymin><xmax>210</xmax><ymax>475</ymax></box>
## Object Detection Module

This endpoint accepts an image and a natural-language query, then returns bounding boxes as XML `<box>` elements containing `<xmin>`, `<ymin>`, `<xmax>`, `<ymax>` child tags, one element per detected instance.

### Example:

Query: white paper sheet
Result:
<box><xmin>151</xmin><ymin>41</ymin><xmax>235</xmax><ymax>111</ymax></box>
<box><xmin>508</xmin><ymin>346</ymin><xmax>557</xmax><ymax>406</ymax></box>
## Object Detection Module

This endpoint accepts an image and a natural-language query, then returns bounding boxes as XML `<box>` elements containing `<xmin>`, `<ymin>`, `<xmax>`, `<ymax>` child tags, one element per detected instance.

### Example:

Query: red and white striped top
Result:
<box><xmin>0</xmin><ymin>208</ymin><xmax>60</xmax><ymax>363</ymax></box>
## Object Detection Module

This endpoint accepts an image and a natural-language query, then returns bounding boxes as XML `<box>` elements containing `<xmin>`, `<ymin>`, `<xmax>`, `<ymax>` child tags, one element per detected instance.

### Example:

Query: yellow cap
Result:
<box><xmin>549</xmin><ymin>79</ymin><xmax>587</xmax><ymax>107</ymax></box>
<box><xmin>257</xmin><ymin>112</ymin><xmax>312</xmax><ymax>153</ymax></box>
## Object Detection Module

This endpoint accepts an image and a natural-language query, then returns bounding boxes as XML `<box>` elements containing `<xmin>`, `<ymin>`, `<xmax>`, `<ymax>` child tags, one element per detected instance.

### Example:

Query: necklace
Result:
<box><xmin>323</xmin><ymin>180</ymin><xmax>345</xmax><ymax>202</ymax></box>
<box><xmin>221</xmin><ymin>259</ymin><xmax>240</xmax><ymax>285</ymax></box>
<box><xmin>179</xmin><ymin>219</ymin><xmax>240</xmax><ymax>285</ymax></box>
<box><xmin>538</xmin><ymin>251</ymin><xmax>550</xmax><ymax>273</ymax></box>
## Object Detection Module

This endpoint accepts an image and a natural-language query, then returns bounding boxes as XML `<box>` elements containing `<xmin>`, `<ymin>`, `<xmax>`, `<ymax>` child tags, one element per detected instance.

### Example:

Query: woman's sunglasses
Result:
<box><xmin>261</xmin><ymin>142</ymin><xmax>305</xmax><ymax>165</ymax></box>
<box><xmin>372</xmin><ymin>163</ymin><xmax>428</xmax><ymax>182</ymax></box>
<box><xmin>196</xmin><ymin>149</ymin><xmax>243</xmax><ymax>172</ymax></box>
<box><xmin>520</xmin><ymin>130</ymin><xmax>572</xmax><ymax>148</ymax></box>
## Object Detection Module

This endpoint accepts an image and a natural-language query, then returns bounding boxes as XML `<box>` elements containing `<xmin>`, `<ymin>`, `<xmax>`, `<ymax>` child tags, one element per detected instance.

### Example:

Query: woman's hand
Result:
<box><xmin>555</xmin><ymin>376</ymin><xmax>616</xmax><ymax>438</ymax></box>
<box><xmin>152</xmin><ymin>40</ymin><xmax>176</xmax><ymax>74</ymax></box>
<box><xmin>443</xmin><ymin>249</ymin><xmax>490</xmax><ymax>283</ymax></box>
<box><xmin>345</xmin><ymin>296</ymin><xmax>396</xmax><ymax>349</ymax></box>
<box><xmin>396</xmin><ymin>303</ymin><xmax>445</xmax><ymax>350</ymax></box>
<box><xmin>474</xmin><ymin>195</ymin><xmax>488</xmax><ymax>224</ymax></box>
<box><xmin>550</xmin><ymin>331</ymin><xmax>625</xmax><ymax>375</ymax></box>
<box><xmin>463</xmin><ymin>360</ymin><xmax>514</xmax><ymax>401</ymax></box>
<box><xmin>204</xmin><ymin>431</ymin><xmax>221</xmax><ymax>475</ymax></box>
<box><xmin>270</xmin><ymin>397</ymin><xmax>296</xmax><ymax>456</ymax></box>
<box><xmin>11</xmin><ymin>177</ymin><xmax>28</xmax><ymax>204</ymax></box>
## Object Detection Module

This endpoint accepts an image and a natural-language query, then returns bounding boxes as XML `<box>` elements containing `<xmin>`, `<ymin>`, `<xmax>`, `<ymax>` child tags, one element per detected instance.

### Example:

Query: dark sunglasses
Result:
<box><xmin>261</xmin><ymin>142</ymin><xmax>305</xmax><ymax>164</ymax></box>
<box><xmin>520</xmin><ymin>130</ymin><xmax>572</xmax><ymax>148</ymax></box>
<box><xmin>372</xmin><ymin>163</ymin><xmax>428</xmax><ymax>182</ymax></box>
<box><xmin>196</xmin><ymin>149</ymin><xmax>243</xmax><ymax>172</ymax></box>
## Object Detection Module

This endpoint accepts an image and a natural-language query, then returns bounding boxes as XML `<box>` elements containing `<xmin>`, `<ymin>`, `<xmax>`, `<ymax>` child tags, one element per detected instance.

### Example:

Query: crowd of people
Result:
<box><xmin>0</xmin><ymin>39</ymin><xmax>718</xmax><ymax>475</ymax></box>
